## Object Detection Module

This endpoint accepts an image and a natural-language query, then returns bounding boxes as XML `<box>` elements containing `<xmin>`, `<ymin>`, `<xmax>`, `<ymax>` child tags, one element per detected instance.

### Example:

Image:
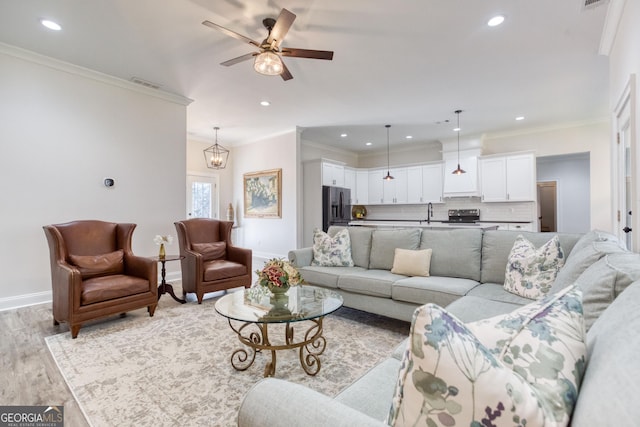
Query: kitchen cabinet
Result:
<box><xmin>344</xmin><ymin>167</ymin><xmax>356</xmax><ymax>203</ymax></box>
<box><xmin>443</xmin><ymin>157</ymin><xmax>479</xmax><ymax>197</ymax></box>
<box><xmin>322</xmin><ymin>161</ymin><xmax>345</xmax><ymax>187</ymax></box>
<box><xmin>421</xmin><ymin>162</ymin><xmax>444</xmax><ymax>203</ymax></box>
<box><xmin>407</xmin><ymin>166</ymin><xmax>423</xmax><ymax>204</ymax></box>
<box><xmin>383</xmin><ymin>168</ymin><xmax>408</xmax><ymax>204</ymax></box>
<box><xmin>355</xmin><ymin>170</ymin><xmax>369</xmax><ymax>204</ymax></box>
<box><xmin>368</xmin><ymin>169</ymin><xmax>385</xmax><ymax>204</ymax></box>
<box><xmin>479</xmin><ymin>152</ymin><xmax>535</xmax><ymax>202</ymax></box>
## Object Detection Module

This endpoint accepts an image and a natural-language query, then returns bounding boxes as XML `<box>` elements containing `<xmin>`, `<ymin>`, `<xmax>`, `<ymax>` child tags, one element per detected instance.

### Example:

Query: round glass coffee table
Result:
<box><xmin>215</xmin><ymin>285</ymin><xmax>343</xmax><ymax>377</ymax></box>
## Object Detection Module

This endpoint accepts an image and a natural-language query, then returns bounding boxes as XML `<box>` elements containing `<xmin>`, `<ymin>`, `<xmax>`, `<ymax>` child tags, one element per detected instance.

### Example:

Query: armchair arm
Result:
<box><xmin>125</xmin><ymin>254</ymin><xmax>158</xmax><ymax>287</ymax></box>
<box><xmin>227</xmin><ymin>246</ymin><xmax>252</xmax><ymax>274</ymax></box>
<box><xmin>288</xmin><ymin>247</ymin><xmax>313</xmax><ymax>267</ymax></box>
<box><xmin>238</xmin><ymin>378</ymin><xmax>386</xmax><ymax>427</ymax></box>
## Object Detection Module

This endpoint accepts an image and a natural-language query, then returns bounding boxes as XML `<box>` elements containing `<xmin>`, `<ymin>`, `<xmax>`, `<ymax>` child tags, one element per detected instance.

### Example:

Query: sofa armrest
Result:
<box><xmin>238</xmin><ymin>378</ymin><xmax>386</xmax><ymax>427</ymax></box>
<box><xmin>288</xmin><ymin>247</ymin><xmax>313</xmax><ymax>267</ymax></box>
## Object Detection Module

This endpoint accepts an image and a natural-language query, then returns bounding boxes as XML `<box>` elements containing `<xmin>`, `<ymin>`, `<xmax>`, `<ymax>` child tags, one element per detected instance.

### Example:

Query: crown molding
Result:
<box><xmin>482</xmin><ymin>117</ymin><xmax>609</xmax><ymax>141</ymax></box>
<box><xmin>0</xmin><ymin>42</ymin><xmax>193</xmax><ymax>106</ymax></box>
<box><xmin>599</xmin><ymin>0</ymin><xmax>626</xmax><ymax>56</ymax></box>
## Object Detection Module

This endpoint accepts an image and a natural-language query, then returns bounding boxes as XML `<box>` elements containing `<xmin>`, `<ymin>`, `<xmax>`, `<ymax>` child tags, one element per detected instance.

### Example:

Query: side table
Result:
<box><xmin>150</xmin><ymin>255</ymin><xmax>186</xmax><ymax>304</ymax></box>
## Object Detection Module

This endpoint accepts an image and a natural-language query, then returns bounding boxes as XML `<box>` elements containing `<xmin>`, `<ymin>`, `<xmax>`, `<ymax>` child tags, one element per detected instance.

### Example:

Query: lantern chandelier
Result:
<box><xmin>203</xmin><ymin>127</ymin><xmax>229</xmax><ymax>170</ymax></box>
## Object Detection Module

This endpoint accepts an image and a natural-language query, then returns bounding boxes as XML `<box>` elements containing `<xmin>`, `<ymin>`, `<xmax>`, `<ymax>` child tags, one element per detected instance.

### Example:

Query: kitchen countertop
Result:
<box><xmin>348</xmin><ymin>220</ymin><xmax>500</xmax><ymax>230</ymax></box>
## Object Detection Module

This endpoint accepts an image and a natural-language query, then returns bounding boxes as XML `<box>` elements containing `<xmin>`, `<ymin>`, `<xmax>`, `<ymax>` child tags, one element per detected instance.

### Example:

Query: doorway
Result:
<box><xmin>186</xmin><ymin>174</ymin><xmax>219</xmax><ymax>219</ymax></box>
<box><xmin>537</xmin><ymin>181</ymin><xmax>557</xmax><ymax>232</ymax></box>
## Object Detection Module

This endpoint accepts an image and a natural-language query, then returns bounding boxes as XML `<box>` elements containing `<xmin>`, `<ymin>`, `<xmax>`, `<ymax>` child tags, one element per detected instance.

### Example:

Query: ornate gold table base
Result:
<box><xmin>227</xmin><ymin>317</ymin><xmax>327</xmax><ymax>377</ymax></box>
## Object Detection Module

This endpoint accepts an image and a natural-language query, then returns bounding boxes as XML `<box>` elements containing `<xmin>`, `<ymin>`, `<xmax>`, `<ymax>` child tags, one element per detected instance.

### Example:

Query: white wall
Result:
<box><xmin>482</xmin><ymin>121</ymin><xmax>611</xmax><ymax>231</ymax></box>
<box><xmin>300</xmin><ymin>139</ymin><xmax>359</xmax><ymax>166</ymax></box>
<box><xmin>356</xmin><ymin>143</ymin><xmax>442</xmax><ymax>168</ymax></box>
<box><xmin>0</xmin><ymin>46</ymin><xmax>189</xmax><ymax>309</ymax></box>
<box><xmin>232</xmin><ymin>131</ymin><xmax>298</xmax><ymax>260</ymax></box>
<box><xmin>537</xmin><ymin>154</ymin><xmax>591</xmax><ymax>233</ymax></box>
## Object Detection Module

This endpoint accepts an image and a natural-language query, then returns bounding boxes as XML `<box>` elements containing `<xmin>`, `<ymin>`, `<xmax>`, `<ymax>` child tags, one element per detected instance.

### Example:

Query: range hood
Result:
<box><xmin>442</xmin><ymin>147</ymin><xmax>481</xmax><ymax>198</ymax></box>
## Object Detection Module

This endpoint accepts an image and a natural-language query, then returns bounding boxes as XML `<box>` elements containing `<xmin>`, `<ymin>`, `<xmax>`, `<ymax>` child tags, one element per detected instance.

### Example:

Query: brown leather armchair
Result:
<box><xmin>43</xmin><ymin>220</ymin><xmax>158</xmax><ymax>338</ymax></box>
<box><xmin>174</xmin><ymin>218</ymin><xmax>252</xmax><ymax>303</ymax></box>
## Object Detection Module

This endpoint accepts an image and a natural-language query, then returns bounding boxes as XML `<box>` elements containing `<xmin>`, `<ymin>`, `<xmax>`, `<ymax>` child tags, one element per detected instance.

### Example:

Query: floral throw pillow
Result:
<box><xmin>387</xmin><ymin>286</ymin><xmax>586</xmax><ymax>427</ymax></box>
<box><xmin>311</xmin><ymin>228</ymin><xmax>354</xmax><ymax>267</ymax></box>
<box><xmin>504</xmin><ymin>234</ymin><xmax>565</xmax><ymax>299</ymax></box>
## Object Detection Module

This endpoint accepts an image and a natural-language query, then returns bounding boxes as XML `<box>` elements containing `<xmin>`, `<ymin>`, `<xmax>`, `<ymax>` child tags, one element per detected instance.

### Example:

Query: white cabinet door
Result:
<box><xmin>443</xmin><ymin>157</ymin><xmax>479</xmax><ymax>196</ymax></box>
<box><xmin>407</xmin><ymin>166</ymin><xmax>423</xmax><ymax>203</ymax></box>
<box><xmin>355</xmin><ymin>170</ymin><xmax>369</xmax><ymax>204</ymax></box>
<box><xmin>393</xmin><ymin>168</ymin><xmax>408</xmax><ymax>203</ymax></box>
<box><xmin>344</xmin><ymin>168</ymin><xmax>356</xmax><ymax>203</ymax></box>
<box><xmin>422</xmin><ymin>163</ymin><xmax>444</xmax><ymax>203</ymax></box>
<box><xmin>480</xmin><ymin>157</ymin><xmax>507</xmax><ymax>202</ymax></box>
<box><xmin>506</xmin><ymin>154</ymin><xmax>536</xmax><ymax>201</ymax></box>
<box><xmin>321</xmin><ymin>162</ymin><xmax>345</xmax><ymax>187</ymax></box>
<box><xmin>368</xmin><ymin>169</ymin><xmax>384</xmax><ymax>204</ymax></box>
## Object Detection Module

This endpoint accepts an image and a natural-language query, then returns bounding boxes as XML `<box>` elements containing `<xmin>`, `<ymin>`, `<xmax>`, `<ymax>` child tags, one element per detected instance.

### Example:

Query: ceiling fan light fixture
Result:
<box><xmin>254</xmin><ymin>51</ymin><xmax>283</xmax><ymax>76</ymax></box>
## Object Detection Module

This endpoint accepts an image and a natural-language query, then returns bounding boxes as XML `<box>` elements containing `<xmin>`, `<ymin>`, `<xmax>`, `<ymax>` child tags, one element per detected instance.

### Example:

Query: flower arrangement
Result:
<box><xmin>153</xmin><ymin>235</ymin><xmax>173</xmax><ymax>245</ymax></box>
<box><xmin>256</xmin><ymin>258</ymin><xmax>304</xmax><ymax>290</ymax></box>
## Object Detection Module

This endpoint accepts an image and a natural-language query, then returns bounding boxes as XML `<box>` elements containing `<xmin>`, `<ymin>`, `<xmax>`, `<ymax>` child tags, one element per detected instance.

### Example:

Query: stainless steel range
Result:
<box><xmin>443</xmin><ymin>208</ymin><xmax>480</xmax><ymax>223</ymax></box>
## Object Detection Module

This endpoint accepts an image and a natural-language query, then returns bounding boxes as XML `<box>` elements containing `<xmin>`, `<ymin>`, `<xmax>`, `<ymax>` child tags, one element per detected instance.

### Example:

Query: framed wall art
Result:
<box><xmin>243</xmin><ymin>168</ymin><xmax>282</xmax><ymax>218</ymax></box>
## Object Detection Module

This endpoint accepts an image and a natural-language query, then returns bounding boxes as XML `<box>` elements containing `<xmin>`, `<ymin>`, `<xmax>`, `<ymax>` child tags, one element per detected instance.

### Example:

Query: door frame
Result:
<box><xmin>612</xmin><ymin>74</ymin><xmax>637</xmax><ymax>250</ymax></box>
<box><xmin>186</xmin><ymin>171</ymin><xmax>220</xmax><ymax>220</ymax></box>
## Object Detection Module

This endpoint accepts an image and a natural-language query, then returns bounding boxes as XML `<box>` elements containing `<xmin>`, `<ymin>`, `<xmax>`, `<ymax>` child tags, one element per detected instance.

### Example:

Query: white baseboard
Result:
<box><xmin>0</xmin><ymin>290</ymin><xmax>52</xmax><ymax>312</ymax></box>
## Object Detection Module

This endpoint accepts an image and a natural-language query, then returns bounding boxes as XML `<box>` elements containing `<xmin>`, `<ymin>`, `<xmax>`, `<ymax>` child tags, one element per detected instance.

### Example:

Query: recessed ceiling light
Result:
<box><xmin>365</xmin><ymin>142</ymin><xmax>372</xmax><ymax>146</ymax></box>
<box><xmin>41</xmin><ymin>19</ymin><xmax>62</xmax><ymax>31</ymax></box>
<box><xmin>516</xmin><ymin>116</ymin><xmax>525</xmax><ymax>121</ymax></box>
<box><xmin>405</xmin><ymin>135</ymin><xmax>413</xmax><ymax>139</ymax></box>
<box><xmin>487</xmin><ymin>15</ymin><xmax>505</xmax><ymax>27</ymax></box>
<box><xmin>340</xmin><ymin>133</ymin><xmax>347</xmax><ymax>138</ymax></box>
<box><xmin>260</xmin><ymin>101</ymin><xmax>270</xmax><ymax>106</ymax></box>
<box><xmin>453</xmin><ymin>127</ymin><xmax>461</xmax><ymax>132</ymax></box>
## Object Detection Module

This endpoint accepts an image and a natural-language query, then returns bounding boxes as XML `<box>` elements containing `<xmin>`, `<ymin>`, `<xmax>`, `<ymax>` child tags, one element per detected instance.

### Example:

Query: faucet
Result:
<box><xmin>427</xmin><ymin>202</ymin><xmax>433</xmax><ymax>224</ymax></box>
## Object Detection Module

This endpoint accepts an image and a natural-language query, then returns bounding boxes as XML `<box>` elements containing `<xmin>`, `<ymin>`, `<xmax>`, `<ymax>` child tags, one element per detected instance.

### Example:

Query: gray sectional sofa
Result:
<box><xmin>238</xmin><ymin>228</ymin><xmax>640</xmax><ymax>426</ymax></box>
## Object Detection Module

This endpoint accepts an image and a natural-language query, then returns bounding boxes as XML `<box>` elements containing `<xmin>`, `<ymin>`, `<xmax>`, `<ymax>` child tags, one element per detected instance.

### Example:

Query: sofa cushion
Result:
<box><xmin>203</xmin><ymin>260</ymin><xmax>247</xmax><ymax>281</ymax></box>
<box><xmin>69</xmin><ymin>250</ymin><xmax>124</xmax><ymax>279</ymax></box>
<box><xmin>369</xmin><ymin>228</ymin><xmax>421</xmax><ymax>270</ymax></box>
<box><xmin>445</xmin><ymin>295</ymin><xmax>523</xmax><ymax>323</ymax></box>
<box><xmin>574</xmin><ymin>252</ymin><xmax>640</xmax><ymax>331</ymax></box>
<box><xmin>329</xmin><ymin>226</ymin><xmax>374</xmax><ymax>269</ymax></box>
<box><xmin>299</xmin><ymin>266</ymin><xmax>366</xmax><ymax>289</ymax></box>
<box><xmin>503</xmin><ymin>234</ymin><xmax>565</xmax><ymax>299</ymax></box>
<box><xmin>392</xmin><ymin>276</ymin><xmax>479</xmax><ymax>308</ymax></box>
<box><xmin>467</xmin><ymin>283</ymin><xmax>533</xmax><ymax>306</ymax></box>
<box><xmin>419</xmin><ymin>228</ymin><xmax>483</xmax><ymax>281</ymax></box>
<box><xmin>571</xmin><ymin>281</ymin><xmax>640</xmax><ymax>426</ymax></box>
<box><xmin>481</xmin><ymin>230</ymin><xmax>581</xmax><ymax>284</ymax></box>
<box><xmin>338</xmin><ymin>270</ymin><xmax>407</xmax><ymax>298</ymax></box>
<box><xmin>391</xmin><ymin>248</ymin><xmax>432</xmax><ymax>277</ymax></box>
<box><xmin>550</xmin><ymin>238</ymin><xmax>625</xmax><ymax>293</ymax></box>
<box><xmin>311</xmin><ymin>228</ymin><xmax>354</xmax><ymax>267</ymax></box>
<box><xmin>388</xmin><ymin>287</ymin><xmax>586</xmax><ymax>427</ymax></box>
<box><xmin>192</xmin><ymin>242</ymin><xmax>226</xmax><ymax>261</ymax></box>
<box><xmin>82</xmin><ymin>274</ymin><xmax>148</xmax><ymax>305</ymax></box>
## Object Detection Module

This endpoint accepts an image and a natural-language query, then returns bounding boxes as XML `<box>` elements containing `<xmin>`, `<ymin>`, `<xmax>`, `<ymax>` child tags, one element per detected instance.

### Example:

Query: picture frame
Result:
<box><xmin>243</xmin><ymin>168</ymin><xmax>282</xmax><ymax>218</ymax></box>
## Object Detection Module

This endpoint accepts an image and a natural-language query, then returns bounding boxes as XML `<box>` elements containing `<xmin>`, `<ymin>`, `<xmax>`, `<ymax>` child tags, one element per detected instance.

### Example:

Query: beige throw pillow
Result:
<box><xmin>391</xmin><ymin>248</ymin><xmax>432</xmax><ymax>277</ymax></box>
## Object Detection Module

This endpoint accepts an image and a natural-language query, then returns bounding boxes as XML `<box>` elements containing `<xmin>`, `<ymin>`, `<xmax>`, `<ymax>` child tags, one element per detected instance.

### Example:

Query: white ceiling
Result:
<box><xmin>0</xmin><ymin>0</ymin><xmax>609</xmax><ymax>152</ymax></box>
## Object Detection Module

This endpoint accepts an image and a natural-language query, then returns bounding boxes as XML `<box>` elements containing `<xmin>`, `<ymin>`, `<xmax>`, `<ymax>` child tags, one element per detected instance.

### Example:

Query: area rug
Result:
<box><xmin>45</xmin><ymin>294</ymin><xmax>409</xmax><ymax>426</ymax></box>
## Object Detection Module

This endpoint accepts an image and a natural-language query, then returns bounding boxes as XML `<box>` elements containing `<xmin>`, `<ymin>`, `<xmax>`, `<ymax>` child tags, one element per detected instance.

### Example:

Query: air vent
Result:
<box><xmin>582</xmin><ymin>0</ymin><xmax>609</xmax><ymax>10</ymax></box>
<box><xmin>130</xmin><ymin>77</ymin><xmax>162</xmax><ymax>90</ymax></box>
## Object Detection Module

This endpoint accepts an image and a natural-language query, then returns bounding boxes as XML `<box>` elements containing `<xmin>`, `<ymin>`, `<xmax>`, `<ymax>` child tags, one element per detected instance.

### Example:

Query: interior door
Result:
<box><xmin>537</xmin><ymin>181</ymin><xmax>557</xmax><ymax>232</ymax></box>
<box><xmin>186</xmin><ymin>174</ymin><xmax>219</xmax><ymax>219</ymax></box>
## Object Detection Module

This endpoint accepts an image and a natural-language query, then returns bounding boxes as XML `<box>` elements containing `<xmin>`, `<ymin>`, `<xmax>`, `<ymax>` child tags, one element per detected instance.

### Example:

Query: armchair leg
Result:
<box><xmin>70</xmin><ymin>325</ymin><xmax>81</xmax><ymax>339</ymax></box>
<box><xmin>53</xmin><ymin>319</ymin><xmax>59</xmax><ymax>326</ymax></box>
<box><xmin>197</xmin><ymin>293</ymin><xmax>204</xmax><ymax>304</ymax></box>
<box><xmin>148</xmin><ymin>304</ymin><xmax>157</xmax><ymax>317</ymax></box>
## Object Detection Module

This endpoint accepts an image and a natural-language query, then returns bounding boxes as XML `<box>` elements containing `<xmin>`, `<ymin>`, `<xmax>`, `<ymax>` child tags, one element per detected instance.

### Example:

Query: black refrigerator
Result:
<box><xmin>322</xmin><ymin>185</ymin><xmax>351</xmax><ymax>231</ymax></box>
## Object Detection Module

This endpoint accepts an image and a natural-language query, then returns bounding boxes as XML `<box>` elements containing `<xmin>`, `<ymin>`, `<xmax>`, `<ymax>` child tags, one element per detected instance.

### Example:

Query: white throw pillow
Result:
<box><xmin>504</xmin><ymin>234</ymin><xmax>565</xmax><ymax>299</ymax></box>
<box><xmin>391</xmin><ymin>248</ymin><xmax>432</xmax><ymax>277</ymax></box>
<box><xmin>387</xmin><ymin>286</ymin><xmax>586</xmax><ymax>427</ymax></box>
<box><xmin>311</xmin><ymin>228</ymin><xmax>354</xmax><ymax>267</ymax></box>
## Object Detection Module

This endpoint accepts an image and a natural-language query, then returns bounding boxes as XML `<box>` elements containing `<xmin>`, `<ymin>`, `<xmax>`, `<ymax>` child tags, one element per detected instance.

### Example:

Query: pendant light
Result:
<box><xmin>452</xmin><ymin>110</ymin><xmax>466</xmax><ymax>175</ymax></box>
<box><xmin>203</xmin><ymin>127</ymin><xmax>230</xmax><ymax>169</ymax></box>
<box><xmin>383</xmin><ymin>124</ymin><xmax>394</xmax><ymax>180</ymax></box>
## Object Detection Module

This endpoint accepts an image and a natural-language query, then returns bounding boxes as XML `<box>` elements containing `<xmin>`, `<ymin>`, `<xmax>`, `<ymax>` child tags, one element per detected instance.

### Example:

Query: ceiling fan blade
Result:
<box><xmin>202</xmin><ymin>20</ymin><xmax>260</xmax><ymax>48</ymax></box>
<box><xmin>280</xmin><ymin>60</ymin><xmax>293</xmax><ymax>81</ymax></box>
<box><xmin>281</xmin><ymin>48</ymin><xmax>334</xmax><ymax>60</ymax></box>
<box><xmin>267</xmin><ymin>9</ymin><xmax>296</xmax><ymax>48</ymax></box>
<box><xmin>220</xmin><ymin>52</ymin><xmax>258</xmax><ymax>67</ymax></box>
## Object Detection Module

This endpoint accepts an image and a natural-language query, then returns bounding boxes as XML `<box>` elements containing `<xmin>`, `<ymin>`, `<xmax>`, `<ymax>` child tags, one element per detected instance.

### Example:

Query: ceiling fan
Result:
<box><xmin>202</xmin><ymin>8</ymin><xmax>334</xmax><ymax>81</ymax></box>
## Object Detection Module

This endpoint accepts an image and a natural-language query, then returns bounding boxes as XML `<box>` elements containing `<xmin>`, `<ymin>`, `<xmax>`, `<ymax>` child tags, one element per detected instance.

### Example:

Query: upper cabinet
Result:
<box><xmin>479</xmin><ymin>152</ymin><xmax>536</xmax><ymax>202</ymax></box>
<box><xmin>368</xmin><ymin>169</ymin><xmax>385</xmax><ymax>204</ymax></box>
<box><xmin>322</xmin><ymin>161</ymin><xmax>345</xmax><ymax>187</ymax></box>
<box><xmin>354</xmin><ymin>170</ymin><xmax>369</xmax><ymax>205</ymax></box>
<box><xmin>443</xmin><ymin>157</ymin><xmax>479</xmax><ymax>197</ymax></box>
<box><xmin>421</xmin><ymin>163</ymin><xmax>444</xmax><ymax>203</ymax></box>
<box><xmin>382</xmin><ymin>168</ymin><xmax>408</xmax><ymax>204</ymax></box>
<box><xmin>344</xmin><ymin>167</ymin><xmax>356</xmax><ymax>203</ymax></box>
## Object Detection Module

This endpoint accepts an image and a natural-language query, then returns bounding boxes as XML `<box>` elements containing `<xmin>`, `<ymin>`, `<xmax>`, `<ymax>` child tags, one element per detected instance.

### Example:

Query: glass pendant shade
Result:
<box><xmin>203</xmin><ymin>127</ymin><xmax>229</xmax><ymax>169</ymax></box>
<box><xmin>254</xmin><ymin>51</ymin><xmax>283</xmax><ymax>75</ymax></box>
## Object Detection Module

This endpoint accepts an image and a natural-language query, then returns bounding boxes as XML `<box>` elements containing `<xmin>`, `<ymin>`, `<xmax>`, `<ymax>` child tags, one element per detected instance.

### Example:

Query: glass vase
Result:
<box><xmin>159</xmin><ymin>243</ymin><xmax>166</xmax><ymax>259</ymax></box>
